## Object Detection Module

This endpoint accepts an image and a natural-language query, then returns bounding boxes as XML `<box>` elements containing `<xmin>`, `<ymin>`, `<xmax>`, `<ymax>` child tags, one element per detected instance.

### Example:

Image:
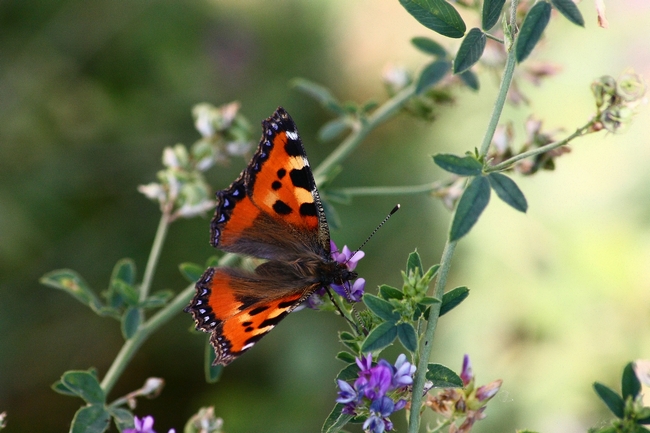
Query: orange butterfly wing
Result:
<box><xmin>186</xmin><ymin>108</ymin><xmax>343</xmax><ymax>366</ymax></box>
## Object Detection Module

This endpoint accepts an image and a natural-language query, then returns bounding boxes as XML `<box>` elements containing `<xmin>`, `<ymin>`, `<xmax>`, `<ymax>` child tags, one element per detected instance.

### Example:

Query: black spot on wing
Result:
<box><xmin>284</xmin><ymin>137</ymin><xmax>303</xmax><ymax>157</ymax></box>
<box><xmin>249</xmin><ymin>305</ymin><xmax>269</xmax><ymax>316</ymax></box>
<box><xmin>277</xmin><ymin>299</ymin><xmax>298</xmax><ymax>309</ymax></box>
<box><xmin>259</xmin><ymin>310</ymin><xmax>290</xmax><ymax>328</ymax></box>
<box><xmin>272</xmin><ymin>200</ymin><xmax>292</xmax><ymax>215</ymax></box>
<box><xmin>244</xmin><ymin>326</ymin><xmax>254</xmax><ymax>333</ymax></box>
<box><xmin>299</xmin><ymin>202</ymin><xmax>318</xmax><ymax>217</ymax></box>
<box><xmin>277</xmin><ymin>168</ymin><xmax>286</xmax><ymax>179</ymax></box>
<box><xmin>289</xmin><ymin>166</ymin><xmax>312</xmax><ymax>191</ymax></box>
<box><xmin>272</xmin><ymin>180</ymin><xmax>282</xmax><ymax>190</ymax></box>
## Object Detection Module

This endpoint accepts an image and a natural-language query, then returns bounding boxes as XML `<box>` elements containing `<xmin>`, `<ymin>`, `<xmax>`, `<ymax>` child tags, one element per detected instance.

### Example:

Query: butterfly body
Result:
<box><xmin>186</xmin><ymin>107</ymin><xmax>357</xmax><ymax>366</ymax></box>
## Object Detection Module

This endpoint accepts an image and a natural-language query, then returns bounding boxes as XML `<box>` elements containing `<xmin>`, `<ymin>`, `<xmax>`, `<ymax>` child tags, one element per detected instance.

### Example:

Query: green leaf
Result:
<box><xmin>361</xmin><ymin>322</ymin><xmax>398</xmax><ymax>352</ymax></box>
<box><xmin>399</xmin><ymin>0</ymin><xmax>466</xmax><ymax>38</ymax></box>
<box><xmin>140</xmin><ymin>290</ymin><xmax>173</xmax><ymax>309</ymax></box>
<box><xmin>411</xmin><ymin>37</ymin><xmax>447</xmax><ymax>57</ymax></box>
<box><xmin>419</xmin><ymin>296</ymin><xmax>440</xmax><ymax>306</ymax></box>
<box><xmin>426</xmin><ymin>363</ymin><xmax>464</xmax><ymax>387</ymax></box>
<box><xmin>337</xmin><ymin>363</ymin><xmax>361</xmax><ymax>382</ymax></box>
<box><xmin>459</xmin><ymin>69</ymin><xmax>479</xmax><ymax>91</ymax></box>
<box><xmin>379</xmin><ymin>285</ymin><xmax>404</xmax><ymax>300</ymax></box>
<box><xmin>110</xmin><ymin>258</ymin><xmax>136</xmax><ymax>286</ymax></box>
<box><xmin>70</xmin><ymin>405</ymin><xmax>111</xmax><ymax>433</ymax></box>
<box><xmin>108</xmin><ymin>407</ymin><xmax>134</xmax><ymax>432</ymax></box>
<box><xmin>322</xmin><ymin>403</ymin><xmax>354</xmax><ymax>433</ymax></box>
<box><xmin>319</xmin><ymin>118</ymin><xmax>350</xmax><ymax>142</ymax></box>
<box><xmin>453</xmin><ymin>28</ymin><xmax>486</xmax><ymax>74</ymax></box>
<box><xmin>487</xmin><ymin>172</ymin><xmax>528</xmax><ymax>213</ymax></box>
<box><xmin>336</xmin><ymin>351</ymin><xmax>357</xmax><ymax>364</ymax></box>
<box><xmin>422</xmin><ymin>264</ymin><xmax>441</xmax><ymax>281</ymax></box>
<box><xmin>179</xmin><ymin>262</ymin><xmax>204</xmax><ymax>283</ymax></box>
<box><xmin>416</xmin><ymin>60</ymin><xmax>451</xmax><ymax>94</ymax></box>
<box><xmin>112</xmin><ymin>280</ymin><xmax>139</xmax><ymax>307</ymax></box>
<box><xmin>406</xmin><ymin>250</ymin><xmax>423</xmax><ymax>276</ymax></box>
<box><xmin>551</xmin><ymin>0</ymin><xmax>584</xmax><ymax>27</ymax></box>
<box><xmin>482</xmin><ymin>0</ymin><xmax>506</xmax><ymax>30</ymax></box>
<box><xmin>397</xmin><ymin>323</ymin><xmax>418</xmax><ymax>352</ymax></box>
<box><xmin>205</xmin><ymin>338</ymin><xmax>223</xmax><ymax>383</ymax></box>
<box><xmin>433</xmin><ymin>154</ymin><xmax>483</xmax><ymax>176</ymax></box>
<box><xmin>449</xmin><ymin>176</ymin><xmax>491</xmax><ymax>241</ymax></box>
<box><xmin>516</xmin><ymin>1</ymin><xmax>551</xmax><ymax>63</ymax></box>
<box><xmin>622</xmin><ymin>362</ymin><xmax>641</xmax><ymax>400</ymax></box>
<box><xmin>364</xmin><ymin>294</ymin><xmax>400</xmax><ymax>323</ymax></box>
<box><xmin>638</xmin><ymin>409</ymin><xmax>650</xmax><ymax>425</ymax></box>
<box><xmin>61</xmin><ymin>370</ymin><xmax>106</xmax><ymax>404</ymax></box>
<box><xmin>440</xmin><ymin>286</ymin><xmax>469</xmax><ymax>316</ymax></box>
<box><xmin>206</xmin><ymin>255</ymin><xmax>221</xmax><ymax>268</ymax></box>
<box><xmin>52</xmin><ymin>380</ymin><xmax>78</xmax><ymax>397</ymax></box>
<box><xmin>291</xmin><ymin>78</ymin><xmax>344</xmax><ymax>114</ymax></box>
<box><xmin>40</xmin><ymin>269</ymin><xmax>103</xmax><ymax>312</ymax></box>
<box><xmin>121</xmin><ymin>307</ymin><xmax>141</xmax><ymax>340</ymax></box>
<box><xmin>593</xmin><ymin>382</ymin><xmax>625</xmax><ymax>418</ymax></box>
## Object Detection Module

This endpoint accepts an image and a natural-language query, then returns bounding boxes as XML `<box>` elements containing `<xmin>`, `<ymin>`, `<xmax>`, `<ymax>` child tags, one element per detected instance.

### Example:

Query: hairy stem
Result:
<box><xmin>485</xmin><ymin>120</ymin><xmax>596</xmax><ymax>173</ymax></box>
<box><xmin>139</xmin><ymin>207</ymin><xmax>172</xmax><ymax>302</ymax></box>
<box><xmin>408</xmin><ymin>2</ymin><xmax>520</xmax><ymax>431</ymax></box>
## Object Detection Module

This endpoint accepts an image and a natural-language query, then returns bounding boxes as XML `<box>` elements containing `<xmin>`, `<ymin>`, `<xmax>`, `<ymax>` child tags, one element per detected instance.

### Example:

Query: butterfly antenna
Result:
<box><xmin>349</xmin><ymin>204</ymin><xmax>400</xmax><ymax>261</ymax></box>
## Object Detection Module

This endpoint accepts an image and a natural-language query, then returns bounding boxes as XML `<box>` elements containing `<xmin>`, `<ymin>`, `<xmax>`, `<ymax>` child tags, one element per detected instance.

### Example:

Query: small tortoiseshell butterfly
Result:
<box><xmin>185</xmin><ymin>107</ymin><xmax>359</xmax><ymax>366</ymax></box>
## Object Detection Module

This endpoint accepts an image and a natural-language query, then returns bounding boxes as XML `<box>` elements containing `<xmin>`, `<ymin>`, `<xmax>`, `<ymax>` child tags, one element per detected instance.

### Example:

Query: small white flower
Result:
<box><xmin>137</xmin><ymin>183</ymin><xmax>166</xmax><ymax>202</ymax></box>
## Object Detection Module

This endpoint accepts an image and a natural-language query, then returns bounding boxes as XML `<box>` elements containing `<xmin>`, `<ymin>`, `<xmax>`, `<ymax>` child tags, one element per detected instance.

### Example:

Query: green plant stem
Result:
<box><xmin>485</xmin><ymin>120</ymin><xmax>595</xmax><ymax>173</ymax></box>
<box><xmin>313</xmin><ymin>83</ymin><xmax>416</xmax><ymax>185</ymax></box>
<box><xmin>330</xmin><ymin>180</ymin><xmax>453</xmax><ymax>197</ymax></box>
<box><xmin>408</xmin><ymin>2</ymin><xmax>520</xmax><ymax>432</ymax></box>
<box><xmin>101</xmin><ymin>253</ymin><xmax>238</xmax><ymax>395</ymax></box>
<box><xmin>101</xmin><ymin>283</ymin><xmax>195</xmax><ymax>394</ymax></box>
<box><xmin>139</xmin><ymin>207</ymin><xmax>172</xmax><ymax>302</ymax></box>
<box><xmin>485</xmin><ymin>33</ymin><xmax>504</xmax><ymax>44</ymax></box>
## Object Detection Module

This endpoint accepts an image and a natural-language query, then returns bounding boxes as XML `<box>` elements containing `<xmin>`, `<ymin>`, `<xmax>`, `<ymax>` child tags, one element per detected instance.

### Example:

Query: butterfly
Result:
<box><xmin>185</xmin><ymin>107</ymin><xmax>359</xmax><ymax>366</ymax></box>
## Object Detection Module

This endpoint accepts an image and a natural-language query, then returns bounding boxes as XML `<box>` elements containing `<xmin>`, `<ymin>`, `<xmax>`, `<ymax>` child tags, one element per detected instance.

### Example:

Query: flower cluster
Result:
<box><xmin>425</xmin><ymin>355</ymin><xmax>502</xmax><ymax>433</ymax></box>
<box><xmin>124</xmin><ymin>416</ymin><xmax>175</xmax><ymax>433</ymax></box>
<box><xmin>307</xmin><ymin>241</ymin><xmax>365</xmax><ymax>308</ymax></box>
<box><xmin>336</xmin><ymin>354</ymin><xmax>416</xmax><ymax>433</ymax></box>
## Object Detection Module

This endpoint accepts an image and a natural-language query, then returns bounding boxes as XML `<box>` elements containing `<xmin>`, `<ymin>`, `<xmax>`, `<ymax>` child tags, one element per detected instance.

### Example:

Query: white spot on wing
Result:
<box><xmin>286</xmin><ymin>130</ymin><xmax>298</xmax><ymax>140</ymax></box>
<box><xmin>242</xmin><ymin>342</ymin><xmax>256</xmax><ymax>351</ymax></box>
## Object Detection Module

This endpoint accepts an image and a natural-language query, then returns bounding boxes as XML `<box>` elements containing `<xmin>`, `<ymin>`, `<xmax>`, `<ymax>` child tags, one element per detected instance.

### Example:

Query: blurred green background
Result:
<box><xmin>1</xmin><ymin>0</ymin><xmax>649</xmax><ymax>432</ymax></box>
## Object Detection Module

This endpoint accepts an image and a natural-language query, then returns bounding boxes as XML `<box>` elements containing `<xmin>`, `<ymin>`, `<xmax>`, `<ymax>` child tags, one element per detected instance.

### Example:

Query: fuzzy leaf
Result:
<box><xmin>109</xmin><ymin>408</ymin><xmax>134</xmax><ymax>432</ymax></box>
<box><xmin>120</xmin><ymin>307</ymin><xmax>141</xmax><ymax>340</ymax></box>
<box><xmin>551</xmin><ymin>0</ymin><xmax>584</xmax><ymax>27</ymax></box>
<box><xmin>61</xmin><ymin>370</ymin><xmax>106</xmax><ymax>404</ymax></box>
<box><xmin>411</xmin><ymin>37</ymin><xmax>447</xmax><ymax>57</ymax></box>
<box><xmin>336</xmin><ymin>351</ymin><xmax>357</xmax><ymax>364</ymax></box>
<box><xmin>440</xmin><ymin>286</ymin><xmax>469</xmax><ymax>316</ymax></box>
<box><xmin>450</xmin><ymin>176</ymin><xmax>490</xmax><ymax>241</ymax></box>
<box><xmin>406</xmin><ymin>250</ymin><xmax>424</xmax><ymax>276</ymax></box>
<box><xmin>361</xmin><ymin>322</ymin><xmax>398</xmax><ymax>352</ymax></box>
<box><xmin>319</xmin><ymin>118</ymin><xmax>350</xmax><ymax>142</ymax></box>
<box><xmin>364</xmin><ymin>294</ymin><xmax>400</xmax><ymax>323</ymax></box>
<box><xmin>291</xmin><ymin>78</ymin><xmax>344</xmax><ymax>114</ymax></box>
<box><xmin>454</xmin><ymin>28</ymin><xmax>486</xmax><ymax>74</ymax></box>
<box><xmin>322</xmin><ymin>403</ymin><xmax>354</xmax><ymax>433</ymax></box>
<box><xmin>516</xmin><ymin>1</ymin><xmax>551</xmax><ymax>63</ymax></box>
<box><xmin>379</xmin><ymin>285</ymin><xmax>404</xmax><ymax>300</ymax></box>
<box><xmin>482</xmin><ymin>0</ymin><xmax>506</xmax><ymax>30</ymax></box>
<box><xmin>622</xmin><ymin>362</ymin><xmax>641</xmax><ymax>400</ymax></box>
<box><xmin>70</xmin><ymin>405</ymin><xmax>111</xmax><ymax>433</ymax></box>
<box><xmin>416</xmin><ymin>60</ymin><xmax>451</xmax><ymax>94</ymax></box>
<box><xmin>40</xmin><ymin>269</ymin><xmax>103</xmax><ymax>312</ymax></box>
<box><xmin>399</xmin><ymin>0</ymin><xmax>466</xmax><ymax>38</ymax></box>
<box><xmin>337</xmin><ymin>363</ymin><xmax>361</xmax><ymax>382</ymax></box>
<box><xmin>593</xmin><ymin>382</ymin><xmax>625</xmax><ymax>418</ymax></box>
<box><xmin>487</xmin><ymin>172</ymin><xmax>528</xmax><ymax>212</ymax></box>
<box><xmin>179</xmin><ymin>262</ymin><xmax>204</xmax><ymax>283</ymax></box>
<box><xmin>433</xmin><ymin>154</ymin><xmax>483</xmax><ymax>176</ymax></box>
<box><xmin>426</xmin><ymin>363</ymin><xmax>464</xmax><ymax>387</ymax></box>
<box><xmin>397</xmin><ymin>323</ymin><xmax>418</xmax><ymax>352</ymax></box>
<box><xmin>51</xmin><ymin>380</ymin><xmax>78</xmax><ymax>397</ymax></box>
<box><xmin>459</xmin><ymin>69</ymin><xmax>479</xmax><ymax>91</ymax></box>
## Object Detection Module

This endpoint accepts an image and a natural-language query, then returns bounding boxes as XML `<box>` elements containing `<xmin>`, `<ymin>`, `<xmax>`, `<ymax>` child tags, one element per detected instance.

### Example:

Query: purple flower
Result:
<box><xmin>363</xmin><ymin>363</ymin><xmax>393</xmax><ymax>400</ymax></box>
<box><xmin>392</xmin><ymin>354</ymin><xmax>416</xmax><ymax>387</ymax></box>
<box><xmin>330</xmin><ymin>240</ymin><xmax>365</xmax><ymax>271</ymax></box>
<box><xmin>336</xmin><ymin>380</ymin><xmax>358</xmax><ymax>404</ymax></box>
<box><xmin>331</xmin><ymin>278</ymin><xmax>365</xmax><ymax>302</ymax></box>
<box><xmin>124</xmin><ymin>416</ymin><xmax>175</xmax><ymax>433</ymax></box>
<box><xmin>476</xmin><ymin>379</ymin><xmax>502</xmax><ymax>401</ymax></box>
<box><xmin>460</xmin><ymin>354</ymin><xmax>473</xmax><ymax>386</ymax></box>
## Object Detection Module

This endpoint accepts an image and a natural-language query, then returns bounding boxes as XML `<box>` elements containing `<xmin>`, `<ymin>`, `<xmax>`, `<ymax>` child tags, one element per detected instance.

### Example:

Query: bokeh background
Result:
<box><xmin>1</xmin><ymin>1</ymin><xmax>650</xmax><ymax>432</ymax></box>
